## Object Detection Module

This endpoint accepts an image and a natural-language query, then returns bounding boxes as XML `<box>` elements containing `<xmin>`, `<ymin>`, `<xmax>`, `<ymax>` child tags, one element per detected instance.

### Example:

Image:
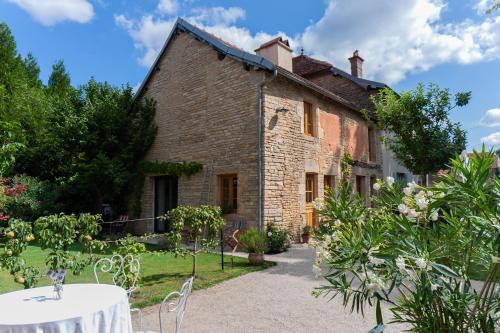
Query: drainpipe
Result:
<box><xmin>258</xmin><ymin>69</ymin><xmax>278</xmax><ymax>231</ymax></box>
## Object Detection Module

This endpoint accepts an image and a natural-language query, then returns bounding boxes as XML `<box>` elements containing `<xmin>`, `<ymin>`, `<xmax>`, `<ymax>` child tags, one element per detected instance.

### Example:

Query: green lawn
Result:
<box><xmin>0</xmin><ymin>244</ymin><xmax>273</xmax><ymax>308</ymax></box>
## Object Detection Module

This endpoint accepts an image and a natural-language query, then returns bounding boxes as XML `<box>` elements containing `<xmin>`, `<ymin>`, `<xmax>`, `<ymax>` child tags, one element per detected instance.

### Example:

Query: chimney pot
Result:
<box><xmin>348</xmin><ymin>50</ymin><xmax>364</xmax><ymax>78</ymax></box>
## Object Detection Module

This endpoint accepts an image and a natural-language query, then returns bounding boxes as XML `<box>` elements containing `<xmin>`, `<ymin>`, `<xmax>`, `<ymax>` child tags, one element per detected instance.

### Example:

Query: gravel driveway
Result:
<box><xmin>132</xmin><ymin>246</ymin><xmax>408</xmax><ymax>333</ymax></box>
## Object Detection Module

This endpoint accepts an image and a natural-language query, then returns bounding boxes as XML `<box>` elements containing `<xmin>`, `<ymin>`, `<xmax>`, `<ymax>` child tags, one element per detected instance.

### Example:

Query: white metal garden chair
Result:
<box><xmin>134</xmin><ymin>276</ymin><xmax>194</xmax><ymax>333</ymax></box>
<box><xmin>93</xmin><ymin>254</ymin><xmax>141</xmax><ymax>298</ymax></box>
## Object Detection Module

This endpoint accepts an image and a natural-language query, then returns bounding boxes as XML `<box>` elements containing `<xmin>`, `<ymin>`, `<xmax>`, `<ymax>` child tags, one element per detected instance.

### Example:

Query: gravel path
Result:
<box><xmin>132</xmin><ymin>246</ymin><xmax>408</xmax><ymax>332</ymax></box>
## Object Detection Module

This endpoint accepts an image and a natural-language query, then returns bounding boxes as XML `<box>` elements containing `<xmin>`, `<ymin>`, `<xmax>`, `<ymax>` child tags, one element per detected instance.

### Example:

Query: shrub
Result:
<box><xmin>313</xmin><ymin>148</ymin><xmax>500</xmax><ymax>332</ymax></box>
<box><xmin>266</xmin><ymin>224</ymin><xmax>290</xmax><ymax>254</ymax></box>
<box><xmin>1</xmin><ymin>175</ymin><xmax>59</xmax><ymax>221</ymax></box>
<box><xmin>240</xmin><ymin>228</ymin><xmax>268</xmax><ymax>255</ymax></box>
<box><xmin>302</xmin><ymin>225</ymin><xmax>312</xmax><ymax>235</ymax></box>
<box><xmin>115</xmin><ymin>235</ymin><xmax>146</xmax><ymax>290</ymax></box>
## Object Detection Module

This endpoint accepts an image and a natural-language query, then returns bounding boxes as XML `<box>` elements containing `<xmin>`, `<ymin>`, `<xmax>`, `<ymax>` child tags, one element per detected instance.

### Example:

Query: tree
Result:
<box><xmin>165</xmin><ymin>205</ymin><xmax>225</xmax><ymax>276</ymax></box>
<box><xmin>367</xmin><ymin>83</ymin><xmax>470</xmax><ymax>178</ymax></box>
<box><xmin>486</xmin><ymin>2</ymin><xmax>499</xmax><ymax>13</ymax></box>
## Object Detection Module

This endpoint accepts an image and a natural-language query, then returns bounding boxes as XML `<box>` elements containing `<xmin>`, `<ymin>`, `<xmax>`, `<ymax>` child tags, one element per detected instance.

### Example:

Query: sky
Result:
<box><xmin>0</xmin><ymin>0</ymin><xmax>499</xmax><ymax>150</ymax></box>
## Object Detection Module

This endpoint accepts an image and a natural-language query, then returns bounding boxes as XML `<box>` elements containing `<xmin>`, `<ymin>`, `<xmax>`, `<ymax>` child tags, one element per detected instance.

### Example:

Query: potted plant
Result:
<box><xmin>239</xmin><ymin>228</ymin><xmax>267</xmax><ymax>265</ymax></box>
<box><xmin>302</xmin><ymin>225</ymin><xmax>312</xmax><ymax>243</ymax></box>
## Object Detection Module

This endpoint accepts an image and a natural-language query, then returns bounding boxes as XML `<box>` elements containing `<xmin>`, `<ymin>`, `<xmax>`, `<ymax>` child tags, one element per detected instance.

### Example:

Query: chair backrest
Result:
<box><xmin>94</xmin><ymin>254</ymin><xmax>140</xmax><ymax>297</ymax></box>
<box><xmin>159</xmin><ymin>277</ymin><xmax>194</xmax><ymax>333</ymax></box>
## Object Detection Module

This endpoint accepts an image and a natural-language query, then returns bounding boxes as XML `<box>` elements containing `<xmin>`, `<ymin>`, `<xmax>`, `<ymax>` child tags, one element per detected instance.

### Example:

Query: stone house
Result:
<box><xmin>132</xmin><ymin>18</ymin><xmax>387</xmax><ymax>238</ymax></box>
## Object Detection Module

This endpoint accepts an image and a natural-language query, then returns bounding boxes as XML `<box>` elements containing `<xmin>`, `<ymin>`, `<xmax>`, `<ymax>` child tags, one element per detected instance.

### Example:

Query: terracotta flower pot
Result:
<box><xmin>248</xmin><ymin>253</ymin><xmax>264</xmax><ymax>265</ymax></box>
<box><xmin>302</xmin><ymin>234</ymin><xmax>310</xmax><ymax>243</ymax></box>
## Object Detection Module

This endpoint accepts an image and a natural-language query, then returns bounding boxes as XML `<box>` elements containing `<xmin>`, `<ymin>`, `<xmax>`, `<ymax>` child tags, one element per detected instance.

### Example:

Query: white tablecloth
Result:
<box><xmin>0</xmin><ymin>283</ymin><xmax>133</xmax><ymax>333</ymax></box>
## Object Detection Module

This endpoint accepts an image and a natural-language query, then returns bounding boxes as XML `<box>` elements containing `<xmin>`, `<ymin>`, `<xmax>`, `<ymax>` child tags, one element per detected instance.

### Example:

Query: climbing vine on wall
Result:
<box><xmin>130</xmin><ymin>161</ymin><xmax>203</xmax><ymax>216</ymax></box>
<box><xmin>139</xmin><ymin>161</ymin><xmax>203</xmax><ymax>176</ymax></box>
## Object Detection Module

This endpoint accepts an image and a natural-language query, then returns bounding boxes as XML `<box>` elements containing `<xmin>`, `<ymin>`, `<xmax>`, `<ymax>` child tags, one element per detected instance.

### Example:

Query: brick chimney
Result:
<box><xmin>348</xmin><ymin>50</ymin><xmax>364</xmax><ymax>78</ymax></box>
<box><xmin>255</xmin><ymin>37</ymin><xmax>293</xmax><ymax>72</ymax></box>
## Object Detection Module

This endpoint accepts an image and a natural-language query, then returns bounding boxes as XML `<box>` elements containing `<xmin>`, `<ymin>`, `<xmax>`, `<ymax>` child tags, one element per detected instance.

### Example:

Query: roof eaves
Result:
<box><xmin>134</xmin><ymin>17</ymin><xmax>275</xmax><ymax>100</ymax></box>
<box><xmin>330</xmin><ymin>67</ymin><xmax>387</xmax><ymax>90</ymax></box>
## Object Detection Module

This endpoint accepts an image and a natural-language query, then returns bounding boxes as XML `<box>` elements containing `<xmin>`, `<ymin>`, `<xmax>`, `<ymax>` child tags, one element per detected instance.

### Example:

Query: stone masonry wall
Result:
<box><xmin>263</xmin><ymin>76</ymin><xmax>382</xmax><ymax>240</ymax></box>
<box><xmin>132</xmin><ymin>30</ymin><xmax>264</xmax><ymax>234</ymax></box>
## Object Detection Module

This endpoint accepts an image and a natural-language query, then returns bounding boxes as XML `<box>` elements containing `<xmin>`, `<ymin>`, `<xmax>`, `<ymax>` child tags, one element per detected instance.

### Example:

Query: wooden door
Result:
<box><xmin>305</xmin><ymin>173</ymin><xmax>317</xmax><ymax>227</ymax></box>
<box><xmin>154</xmin><ymin>176</ymin><xmax>178</xmax><ymax>233</ymax></box>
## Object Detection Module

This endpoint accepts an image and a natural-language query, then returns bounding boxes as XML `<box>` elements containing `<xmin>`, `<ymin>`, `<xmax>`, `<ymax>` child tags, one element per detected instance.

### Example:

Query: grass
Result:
<box><xmin>0</xmin><ymin>243</ymin><xmax>274</xmax><ymax>308</ymax></box>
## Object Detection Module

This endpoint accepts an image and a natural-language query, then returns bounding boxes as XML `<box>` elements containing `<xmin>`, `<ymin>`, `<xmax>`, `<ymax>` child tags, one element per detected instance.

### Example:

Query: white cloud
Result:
<box><xmin>115</xmin><ymin>14</ymin><xmax>175</xmax><ymax>67</ymax></box>
<box><xmin>190</xmin><ymin>7</ymin><xmax>246</xmax><ymax>26</ymax></box>
<box><xmin>475</xmin><ymin>0</ymin><xmax>497</xmax><ymax>14</ymax></box>
<box><xmin>158</xmin><ymin>0</ymin><xmax>178</xmax><ymax>15</ymax></box>
<box><xmin>481</xmin><ymin>132</ymin><xmax>500</xmax><ymax>146</ymax></box>
<box><xmin>300</xmin><ymin>0</ymin><xmax>500</xmax><ymax>84</ymax></box>
<box><xmin>479</xmin><ymin>108</ymin><xmax>500</xmax><ymax>127</ymax></box>
<box><xmin>115</xmin><ymin>5</ymin><xmax>295</xmax><ymax>68</ymax></box>
<box><xmin>7</xmin><ymin>0</ymin><xmax>94</xmax><ymax>26</ymax></box>
<box><xmin>116</xmin><ymin>0</ymin><xmax>500</xmax><ymax>83</ymax></box>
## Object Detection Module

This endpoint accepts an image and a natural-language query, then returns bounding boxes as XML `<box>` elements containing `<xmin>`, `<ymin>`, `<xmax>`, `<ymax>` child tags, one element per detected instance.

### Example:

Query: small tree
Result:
<box><xmin>35</xmin><ymin>213</ymin><xmax>105</xmax><ymax>274</ymax></box>
<box><xmin>164</xmin><ymin>205</ymin><xmax>225</xmax><ymax>277</ymax></box>
<box><xmin>366</xmin><ymin>84</ymin><xmax>470</xmax><ymax>181</ymax></box>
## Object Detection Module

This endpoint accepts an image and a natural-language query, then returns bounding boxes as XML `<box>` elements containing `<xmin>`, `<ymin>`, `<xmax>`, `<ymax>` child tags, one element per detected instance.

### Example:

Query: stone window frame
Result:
<box><xmin>302</xmin><ymin>100</ymin><xmax>319</xmax><ymax>138</ymax></box>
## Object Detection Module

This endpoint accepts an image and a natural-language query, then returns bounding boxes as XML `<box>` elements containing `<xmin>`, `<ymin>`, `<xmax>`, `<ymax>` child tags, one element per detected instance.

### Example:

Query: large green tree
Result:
<box><xmin>1</xmin><ymin>21</ymin><xmax>157</xmax><ymax>214</ymax></box>
<box><xmin>368</xmin><ymin>84</ymin><xmax>470</xmax><ymax>177</ymax></box>
<box><xmin>0</xmin><ymin>23</ymin><xmax>50</xmax><ymax>175</ymax></box>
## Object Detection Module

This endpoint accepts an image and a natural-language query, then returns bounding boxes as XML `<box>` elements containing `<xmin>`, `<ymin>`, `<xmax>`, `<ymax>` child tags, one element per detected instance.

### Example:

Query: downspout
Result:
<box><xmin>258</xmin><ymin>69</ymin><xmax>278</xmax><ymax>231</ymax></box>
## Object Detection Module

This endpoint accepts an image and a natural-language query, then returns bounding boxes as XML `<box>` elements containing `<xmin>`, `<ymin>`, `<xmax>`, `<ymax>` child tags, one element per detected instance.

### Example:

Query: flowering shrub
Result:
<box><xmin>266</xmin><ymin>224</ymin><xmax>291</xmax><ymax>254</ymax></box>
<box><xmin>313</xmin><ymin>149</ymin><xmax>499</xmax><ymax>332</ymax></box>
<box><xmin>0</xmin><ymin>175</ymin><xmax>59</xmax><ymax>222</ymax></box>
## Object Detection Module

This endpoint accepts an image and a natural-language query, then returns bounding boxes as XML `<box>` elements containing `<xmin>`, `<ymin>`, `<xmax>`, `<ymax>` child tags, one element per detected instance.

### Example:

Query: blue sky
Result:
<box><xmin>1</xmin><ymin>0</ymin><xmax>499</xmax><ymax>150</ymax></box>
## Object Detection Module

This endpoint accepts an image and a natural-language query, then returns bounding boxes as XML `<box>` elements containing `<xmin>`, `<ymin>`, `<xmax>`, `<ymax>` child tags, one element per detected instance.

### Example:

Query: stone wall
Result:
<box><xmin>133</xmin><ymin>30</ymin><xmax>264</xmax><ymax>234</ymax></box>
<box><xmin>262</xmin><ymin>76</ymin><xmax>382</xmax><ymax>239</ymax></box>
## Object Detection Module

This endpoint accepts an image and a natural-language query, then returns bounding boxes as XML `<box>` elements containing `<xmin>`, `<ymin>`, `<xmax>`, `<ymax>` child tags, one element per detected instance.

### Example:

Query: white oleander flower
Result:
<box><xmin>373</xmin><ymin>182</ymin><xmax>381</xmax><ymax>191</ymax></box>
<box><xmin>386</xmin><ymin>176</ymin><xmax>395</xmax><ymax>187</ymax></box>
<box><xmin>403</xmin><ymin>186</ymin><xmax>413</xmax><ymax>196</ymax></box>
<box><xmin>267</xmin><ymin>232</ymin><xmax>272</xmax><ymax>237</ymax></box>
<box><xmin>430</xmin><ymin>210</ymin><xmax>439</xmax><ymax>221</ymax></box>
<box><xmin>416</xmin><ymin>197</ymin><xmax>428</xmax><ymax>210</ymax></box>
<box><xmin>398</xmin><ymin>204</ymin><xmax>407</xmax><ymax>214</ymax></box>
<box><xmin>396</xmin><ymin>256</ymin><xmax>406</xmax><ymax>272</ymax></box>
<box><xmin>334</xmin><ymin>219</ymin><xmax>341</xmax><ymax>227</ymax></box>
<box><xmin>431</xmin><ymin>283</ymin><xmax>439</xmax><ymax>291</ymax></box>
<box><xmin>408</xmin><ymin>209</ymin><xmax>418</xmax><ymax>219</ymax></box>
<box><xmin>415</xmin><ymin>257</ymin><xmax>427</xmax><ymax>269</ymax></box>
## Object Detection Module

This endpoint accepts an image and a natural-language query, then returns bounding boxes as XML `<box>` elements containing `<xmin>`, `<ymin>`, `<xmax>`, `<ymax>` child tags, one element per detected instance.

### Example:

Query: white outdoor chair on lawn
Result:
<box><xmin>94</xmin><ymin>254</ymin><xmax>143</xmax><ymax>330</ymax></box>
<box><xmin>94</xmin><ymin>254</ymin><xmax>140</xmax><ymax>298</ymax></box>
<box><xmin>135</xmin><ymin>276</ymin><xmax>194</xmax><ymax>333</ymax></box>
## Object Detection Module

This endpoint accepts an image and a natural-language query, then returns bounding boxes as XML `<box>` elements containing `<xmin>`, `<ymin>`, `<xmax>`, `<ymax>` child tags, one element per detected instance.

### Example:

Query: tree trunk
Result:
<box><xmin>192</xmin><ymin>237</ymin><xmax>197</xmax><ymax>277</ymax></box>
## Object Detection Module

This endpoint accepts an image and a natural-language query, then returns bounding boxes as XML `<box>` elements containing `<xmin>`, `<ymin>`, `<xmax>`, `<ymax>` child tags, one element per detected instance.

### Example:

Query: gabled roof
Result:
<box><xmin>134</xmin><ymin>18</ymin><xmax>275</xmax><ymax>99</ymax></box>
<box><xmin>133</xmin><ymin>17</ymin><xmax>359</xmax><ymax>111</ymax></box>
<box><xmin>292</xmin><ymin>54</ymin><xmax>387</xmax><ymax>90</ymax></box>
<box><xmin>330</xmin><ymin>66</ymin><xmax>387</xmax><ymax>90</ymax></box>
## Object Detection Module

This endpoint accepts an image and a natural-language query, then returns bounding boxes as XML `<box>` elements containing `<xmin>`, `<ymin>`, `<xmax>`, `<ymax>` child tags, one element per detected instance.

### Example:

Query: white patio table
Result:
<box><xmin>0</xmin><ymin>283</ymin><xmax>133</xmax><ymax>333</ymax></box>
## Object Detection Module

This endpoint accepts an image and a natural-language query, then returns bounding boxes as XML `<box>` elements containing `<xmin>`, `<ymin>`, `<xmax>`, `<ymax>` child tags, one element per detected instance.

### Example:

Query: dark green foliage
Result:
<box><xmin>368</xmin><ymin>83</ymin><xmax>470</xmax><ymax>176</ymax></box>
<box><xmin>266</xmin><ymin>223</ymin><xmax>291</xmax><ymax>254</ymax></box>
<box><xmin>0</xmin><ymin>22</ymin><xmax>158</xmax><ymax>214</ymax></box>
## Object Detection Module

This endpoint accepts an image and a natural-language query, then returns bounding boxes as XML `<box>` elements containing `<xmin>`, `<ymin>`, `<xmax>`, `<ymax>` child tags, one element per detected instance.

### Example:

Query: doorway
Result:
<box><xmin>154</xmin><ymin>176</ymin><xmax>178</xmax><ymax>233</ymax></box>
<box><xmin>305</xmin><ymin>173</ymin><xmax>317</xmax><ymax>227</ymax></box>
